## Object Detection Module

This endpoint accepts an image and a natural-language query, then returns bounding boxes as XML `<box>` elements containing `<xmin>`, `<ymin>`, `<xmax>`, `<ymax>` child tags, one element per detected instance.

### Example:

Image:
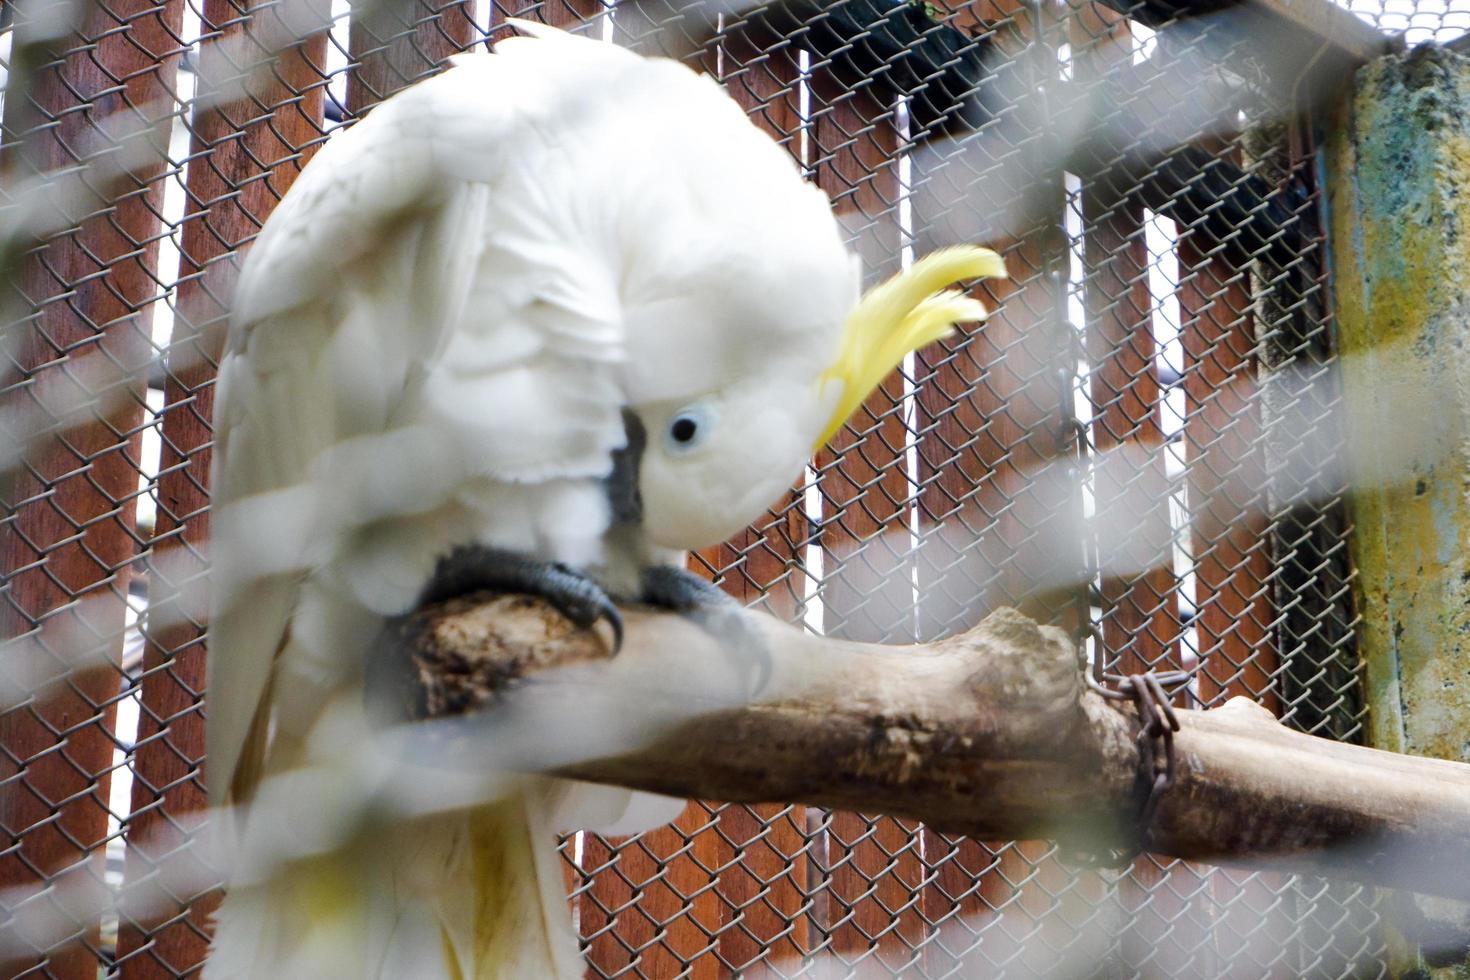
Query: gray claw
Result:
<box><xmin>555</xmin><ymin>573</ymin><xmax>623</xmax><ymax>653</ymax></box>
<box><xmin>421</xmin><ymin>547</ymin><xmax>622</xmax><ymax>654</ymax></box>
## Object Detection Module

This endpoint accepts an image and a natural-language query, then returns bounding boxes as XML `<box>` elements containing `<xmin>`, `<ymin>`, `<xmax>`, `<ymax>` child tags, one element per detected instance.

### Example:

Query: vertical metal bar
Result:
<box><xmin>116</xmin><ymin>2</ymin><xmax>330</xmax><ymax>975</ymax></box>
<box><xmin>1</xmin><ymin>1</ymin><xmax>184</xmax><ymax>975</ymax></box>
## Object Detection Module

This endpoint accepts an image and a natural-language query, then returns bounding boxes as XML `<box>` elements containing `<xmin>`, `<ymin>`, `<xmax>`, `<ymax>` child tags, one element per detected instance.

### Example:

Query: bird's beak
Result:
<box><xmin>812</xmin><ymin>246</ymin><xmax>1008</xmax><ymax>451</ymax></box>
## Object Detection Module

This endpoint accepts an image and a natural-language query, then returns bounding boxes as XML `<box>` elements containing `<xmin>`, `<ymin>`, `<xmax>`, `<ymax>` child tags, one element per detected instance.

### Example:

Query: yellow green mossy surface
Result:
<box><xmin>1326</xmin><ymin>43</ymin><xmax>1470</xmax><ymax>978</ymax></box>
<box><xmin>1327</xmin><ymin>44</ymin><xmax>1470</xmax><ymax>765</ymax></box>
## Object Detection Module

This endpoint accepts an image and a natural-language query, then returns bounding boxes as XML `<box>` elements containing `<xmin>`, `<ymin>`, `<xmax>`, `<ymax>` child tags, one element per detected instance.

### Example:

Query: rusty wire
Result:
<box><xmin>0</xmin><ymin>0</ymin><xmax>1444</xmax><ymax>975</ymax></box>
<box><xmin>1081</xmin><ymin>666</ymin><xmax>1189</xmax><ymax>865</ymax></box>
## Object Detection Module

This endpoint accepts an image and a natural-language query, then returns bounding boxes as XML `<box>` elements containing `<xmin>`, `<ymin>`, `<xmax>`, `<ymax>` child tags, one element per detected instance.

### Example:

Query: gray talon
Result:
<box><xmin>421</xmin><ymin>546</ymin><xmax>622</xmax><ymax>654</ymax></box>
<box><xmin>562</xmin><ymin>581</ymin><xmax>622</xmax><ymax>653</ymax></box>
<box><xmin>604</xmin><ymin>605</ymin><xmax>624</xmax><ymax>652</ymax></box>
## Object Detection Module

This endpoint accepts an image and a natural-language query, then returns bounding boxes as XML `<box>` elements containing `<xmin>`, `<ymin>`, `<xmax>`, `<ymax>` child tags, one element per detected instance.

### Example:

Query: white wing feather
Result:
<box><xmin>209</xmin><ymin>34</ymin><xmax>639</xmax><ymax>807</ymax></box>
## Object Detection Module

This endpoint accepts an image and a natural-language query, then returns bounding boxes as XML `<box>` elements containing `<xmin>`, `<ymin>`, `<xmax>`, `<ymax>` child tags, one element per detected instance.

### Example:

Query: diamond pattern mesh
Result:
<box><xmin>0</xmin><ymin>0</ymin><xmax>1435</xmax><ymax>975</ymax></box>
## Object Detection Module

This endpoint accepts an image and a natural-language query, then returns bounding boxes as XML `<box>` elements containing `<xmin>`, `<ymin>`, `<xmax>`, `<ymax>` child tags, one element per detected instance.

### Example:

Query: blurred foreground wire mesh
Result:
<box><xmin>0</xmin><ymin>0</ymin><xmax>1456</xmax><ymax>975</ymax></box>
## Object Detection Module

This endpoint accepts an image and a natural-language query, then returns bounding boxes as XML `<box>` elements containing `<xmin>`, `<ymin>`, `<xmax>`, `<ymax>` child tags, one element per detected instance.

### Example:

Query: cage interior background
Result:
<box><xmin>1</xmin><ymin>0</ymin><xmax>1463</xmax><ymax>976</ymax></box>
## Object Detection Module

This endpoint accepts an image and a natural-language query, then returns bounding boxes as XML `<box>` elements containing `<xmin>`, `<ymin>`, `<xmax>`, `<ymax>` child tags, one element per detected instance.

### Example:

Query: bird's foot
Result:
<box><xmin>640</xmin><ymin>565</ymin><xmax>772</xmax><ymax>694</ymax></box>
<box><xmin>420</xmin><ymin>545</ymin><xmax>623</xmax><ymax>653</ymax></box>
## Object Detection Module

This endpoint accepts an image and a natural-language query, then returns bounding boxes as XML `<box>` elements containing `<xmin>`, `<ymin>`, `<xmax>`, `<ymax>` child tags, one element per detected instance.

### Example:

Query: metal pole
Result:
<box><xmin>1324</xmin><ymin>41</ymin><xmax>1470</xmax><ymax>975</ymax></box>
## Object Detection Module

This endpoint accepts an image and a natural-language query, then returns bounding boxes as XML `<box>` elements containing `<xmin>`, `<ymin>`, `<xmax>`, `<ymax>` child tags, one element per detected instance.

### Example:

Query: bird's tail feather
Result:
<box><xmin>206</xmin><ymin>779</ymin><xmax>586</xmax><ymax>979</ymax></box>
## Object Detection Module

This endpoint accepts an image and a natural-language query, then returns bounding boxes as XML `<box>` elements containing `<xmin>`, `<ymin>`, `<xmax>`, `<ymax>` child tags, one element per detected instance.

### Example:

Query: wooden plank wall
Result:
<box><xmin>1</xmin><ymin>2</ymin><xmax>184</xmax><ymax>976</ymax></box>
<box><xmin>1067</xmin><ymin>9</ymin><xmax>1212</xmax><ymax>978</ymax></box>
<box><xmin>908</xmin><ymin>1</ymin><xmax>1085</xmax><ymax>975</ymax></box>
<box><xmin>809</xmin><ymin>77</ymin><xmax>930</xmax><ymax>978</ymax></box>
<box><xmin>577</xmin><ymin>34</ymin><xmax>813</xmax><ymax>979</ymax></box>
<box><xmin>0</xmin><ymin>3</ymin><xmax>1320</xmax><ymax>977</ymax></box>
<box><xmin>349</xmin><ymin>0</ymin><xmax>476</xmax><ymax>110</ymax></box>
<box><xmin>115</xmin><ymin>2</ymin><xmax>334</xmax><ymax>976</ymax></box>
<box><xmin>708</xmin><ymin>44</ymin><xmax>816</xmax><ymax>975</ymax></box>
<box><xmin>1179</xmin><ymin>217</ymin><xmax>1291</xmax><ymax>980</ymax></box>
<box><xmin>1179</xmin><ymin>234</ymin><xmax>1275</xmax><ymax>713</ymax></box>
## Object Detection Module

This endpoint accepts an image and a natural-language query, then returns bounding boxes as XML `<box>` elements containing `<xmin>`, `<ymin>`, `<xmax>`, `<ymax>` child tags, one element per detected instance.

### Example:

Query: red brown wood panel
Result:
<box><xmin>576</xmin><ymin>833</ymin><xmax>629</xmax><ymax>973</ymax></box>
<box><xmin>348</xmin><ymin>0</ymin><xmax>476</xmax><ymax>113</ymax></box>
<box><xmin>582</xmin><ymin>35</ymin><xmax>809</xmax><ymax>979</ymax></box>
<box><xmin>579</xmin><ymin>804</ymin><xmax>728</xmax><ymax>979</ymax></box>
<box><xmin>114</xmin><ymin>5</ymin><xmax>331</xmax><ymax>975</ymax></box>
<box><xmin>711</xmin><ymin>800</ymin><xmax>811</xmax><ymax>974</ymax></box>
<box><xmin>922</xmin><ymin>838</ymin><xmax>1080</xmax><ymax>976</ymax></box>
<box><xmin>719</xmin><ymin>31</ymin><xmax>804</xmax><ymax>160</ymax></box>
<box><xmin>489</xmin><ymin>0</ymin><xmax>602</xmax><ymax>32</ymax></box>
<box><xmin>815</xmin><ymin>814</ymin><xmax>928</xmax><ymax>977</ymax></box>
<box><xmin>1178</xmin><ymin>236</ymin><xmax>1274</xmax><ymax>712</ymax></box>
<box><xmin>1110</xmin><ymin>854</ymin><xmax>1214</xmax><ymax>980</ymax></box>
<box><xmin>700</xmin><ymin>497</ymin><xmax>813</xmax><ymax>974</ymax></box>
<box><xmin>911</xmin><ymin>2</ymin><xmax>1083</xmax><ymax>973</ymax></box>
<box><xmin>1202</xmin><ymin>867</ymin><xmax>1295</xmax><ymax>979</ymax></box>
<box><xmin>692</xmin><ymin>488</ymin><xmax>808</xmax><ymax>623</ymax></box>
<box><xmin>0</xmin><ymin>3</ymin><xmax>185</xmax><ymax>976</ymax></box>
<box><xmin>714</xmin><ymin>40</ymin><xmax>813</xmax><ymax>977</ymax></box>
<box><xmin>1082</xmin><ymin>192</ymin><xmax>1182</xmax><ymax>676</ymax></box>
<box><xmin>1065</xmin><ymin>13</ymin><xmax>1219</xmax><ymax>978</ymax></box>
<box><xmin>809</xmin><ymin>81</ymin><xmax>929</xmax><ymax>976</ymax></box>
<box><xmin>1072</xmin><ymin>4</ymin><xmax>1181</xmax><ymax>683</ymax></box>
<box><xmin>920</xmin><ymin>833</ymin><xmax>1000</xmax><ymax>967</ymax></box>
<box><xmin>1178</xmin><ymin>232</ymin><xmax>1292</xmax><ymax>980</ymax></box>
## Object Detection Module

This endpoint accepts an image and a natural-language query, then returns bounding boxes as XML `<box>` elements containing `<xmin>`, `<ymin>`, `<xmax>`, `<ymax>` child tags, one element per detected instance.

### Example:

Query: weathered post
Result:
<box><xmin>1325</xmin><ymin>43</ymin><xmax>1470</xmax><ymax>975</ymax></box>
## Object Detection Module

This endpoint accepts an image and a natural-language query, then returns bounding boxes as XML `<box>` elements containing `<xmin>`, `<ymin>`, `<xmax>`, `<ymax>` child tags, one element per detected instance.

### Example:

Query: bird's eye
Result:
<box><xmin>665</xmin><ymin>405</ymin><xmax>714</xmax><ymax>454</ymax></box>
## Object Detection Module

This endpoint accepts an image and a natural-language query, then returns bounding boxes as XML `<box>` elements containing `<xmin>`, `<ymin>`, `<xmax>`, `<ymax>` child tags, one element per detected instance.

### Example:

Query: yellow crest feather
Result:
<box><xmin>815</xmin><ymin>246</ymin><xmax>1007</xmax><ymax>448</ymax></box>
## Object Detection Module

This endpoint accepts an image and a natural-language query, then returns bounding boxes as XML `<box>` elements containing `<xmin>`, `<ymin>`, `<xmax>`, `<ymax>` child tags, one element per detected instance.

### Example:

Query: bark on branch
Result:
<box><xmin>381</xmin><ymin>594</ymin><xmax>1470</xmax><ymax>901</ymax></box>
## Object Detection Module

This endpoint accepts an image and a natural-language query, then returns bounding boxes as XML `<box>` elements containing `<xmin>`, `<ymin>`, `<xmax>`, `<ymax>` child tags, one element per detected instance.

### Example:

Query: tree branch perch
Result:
<box><xmin>383</xmin><ymin>595</ymin><xmax>1470</xmax><ymax>901</ymax></box>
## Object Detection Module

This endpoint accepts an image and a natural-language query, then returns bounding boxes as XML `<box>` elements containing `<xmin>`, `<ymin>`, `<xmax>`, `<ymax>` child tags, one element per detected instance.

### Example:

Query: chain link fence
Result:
<box><xmin>0</xmin><ymin>0</ymin><xmax>1455</xmax><ymax>975</ymax></box>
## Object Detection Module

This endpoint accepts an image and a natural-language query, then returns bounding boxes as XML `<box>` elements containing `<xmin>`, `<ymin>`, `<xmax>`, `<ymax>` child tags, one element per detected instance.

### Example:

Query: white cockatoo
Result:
<box><xmin>204</xmin><ymin>21</ymin><xmax>1004</xmax><ymax>980</ymax></box>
